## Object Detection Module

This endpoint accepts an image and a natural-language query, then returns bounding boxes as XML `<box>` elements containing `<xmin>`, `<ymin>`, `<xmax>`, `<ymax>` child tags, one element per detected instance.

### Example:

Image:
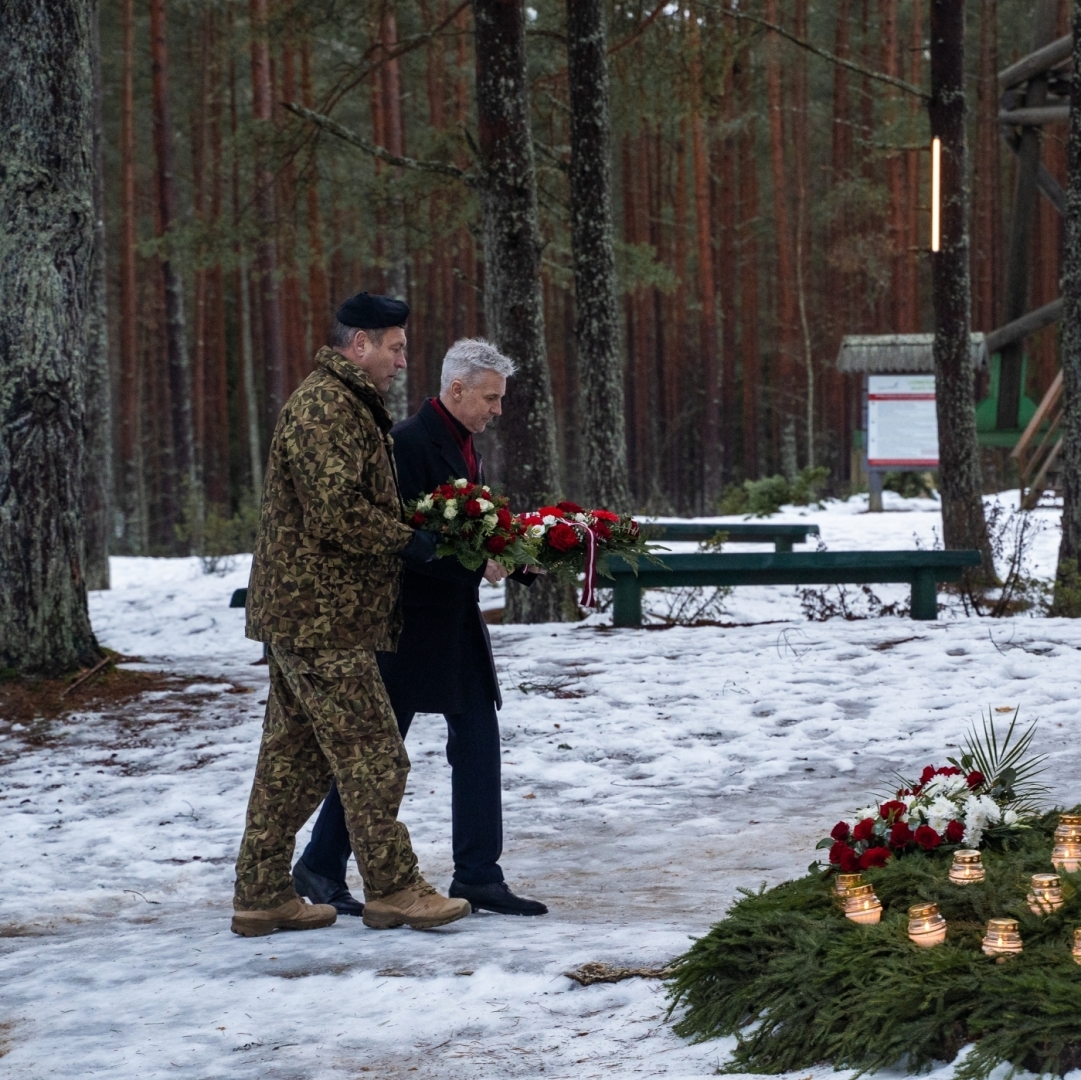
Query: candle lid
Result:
<box><xmin>834</xmin><ymin>873</ymin><xmax>863</xmax><ymax>888</ymax></box>
<box><xmin>1032</xmin><ymin>874</ymin><xmax>1061</xmax><ymax>888</ymax></box>
<box><xmin>953</xmin><ymin>849</ymin><xmax>982</xmax><ymax>863</ymax></box>
<box><xmin>846</xmin><ymin>883</ymin><xmax>875</xmax><ymax>899</ymax></box>
<box><xmin>908</xmin><ymin>902</ymin><xmax>939</xmax><ymax>919</ymax></box>
<box><xmin>987</xmin><ymin>918</ymin><xmax>1018</xmax><ymax>933</ymax></box>
<box><xmin>1059</xmin><ymin>814</ymin><xmax>1081</xmax><ymax>827</ymax></box>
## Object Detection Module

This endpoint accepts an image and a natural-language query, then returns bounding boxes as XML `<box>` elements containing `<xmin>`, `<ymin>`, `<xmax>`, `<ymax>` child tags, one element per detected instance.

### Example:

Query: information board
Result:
<box><xmin>866</xmin><ymin>374</ymin><xmax>938</xmax><ymax>468</ymax></box>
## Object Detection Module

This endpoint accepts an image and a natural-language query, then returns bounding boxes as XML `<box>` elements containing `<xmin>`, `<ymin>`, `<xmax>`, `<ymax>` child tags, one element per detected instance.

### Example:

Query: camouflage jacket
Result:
<box><xmin>245</xmin><ymin>347</ymin><xmax>415</xmax><ymax>650</ymax></box>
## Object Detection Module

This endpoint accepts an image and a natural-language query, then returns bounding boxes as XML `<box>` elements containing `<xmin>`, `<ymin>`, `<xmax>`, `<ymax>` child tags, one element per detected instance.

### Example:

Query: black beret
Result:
<box><xmin>335</xmin><ymin>292</ymin><xmax>410</xmax><ymax>329</ymax></box>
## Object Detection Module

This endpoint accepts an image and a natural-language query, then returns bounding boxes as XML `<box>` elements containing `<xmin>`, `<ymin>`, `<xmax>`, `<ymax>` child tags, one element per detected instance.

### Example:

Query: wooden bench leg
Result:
<box><xmin>910</xmin><ymin>569</ymin><xmax>938</xmax><ymax>620</ymax></box>
<box><xmin>612</xmin><ymin>578</ymin><xmax>643</xmax><ymax>627</ymax></box>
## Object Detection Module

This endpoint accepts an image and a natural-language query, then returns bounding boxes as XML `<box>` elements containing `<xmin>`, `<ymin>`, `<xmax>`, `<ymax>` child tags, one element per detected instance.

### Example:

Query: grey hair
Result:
<box><xmin>327</xmin><ymin>320</ymin><xmax>391</xmax><ymax>348</ymax></box>
<box><xmin>440</xmin><ymin>338</ymin><xmax>516</xmax><ymax>393</ymax></box>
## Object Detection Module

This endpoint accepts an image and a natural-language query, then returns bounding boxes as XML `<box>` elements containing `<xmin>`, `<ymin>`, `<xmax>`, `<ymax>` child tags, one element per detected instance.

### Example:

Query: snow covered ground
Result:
<box><xmin>3</xmin><ymin>492</ymin><xmax>1081</xmax><ymax>1078</ymax></box>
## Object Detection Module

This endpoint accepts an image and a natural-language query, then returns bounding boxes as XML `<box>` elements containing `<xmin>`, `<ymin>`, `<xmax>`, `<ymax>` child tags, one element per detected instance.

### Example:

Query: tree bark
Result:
<box><xmin>565</xmin><ymin>0</ymin><xmax>631</xmax><ymax>512</ymax></box>
<box><xmin>1053</xmin><ymin>1</ymin><xmax>1081</xmax><ymax>614</ymax></box>
<box><xmin>928</xmin><ymin>0</ymin><xmax>993</xmax><ymax>573</ymax></box>
<box><xmin>249</xmin><ymin>0</ymin><xmax>286</xmax><ymax>442</ymax></box>
<box><xmin>472</xmin><ymin>0</ymin><xmax>568</xmax><ymax>623</ymax></box>
<box><xmin>301</xmin><ymin>34</ymin><xmax>331</xmax><ymax>352</ymax></box>
<box><xmin>737</xmin><ymin>50</ymin><xmax>761</xmax><ymax>479</ymax></box>
<box><xmin>84</xmin><ymin>0</ymin><xmax>111</xmax><ymax>590</ymax></box>
<box><xmin>118</xmin><ymin>0</ymin><xmax>145</xmax><ymax>552</ymax></box>
<box><xmin>765</xmin><ymin>0</ymin><xmax>799</xmax><ymax>477</ymax></box>
<box><xmin>0</xmin><ymin>0</ymin><xmax>103</xmax><ymax>674</ymax></box>
<box><xmin>149</xmin><ymin>0</ymin><xmax>199</xmax><ymax>549</ymax></box>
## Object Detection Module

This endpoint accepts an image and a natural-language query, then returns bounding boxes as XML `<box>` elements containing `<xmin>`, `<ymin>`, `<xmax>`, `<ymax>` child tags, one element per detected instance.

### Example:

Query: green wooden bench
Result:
<box><xmin>639</xmin><ymin>521</ymin><xmax>820</xmax><ymax>552</ymax></box>
<box><xmin>601</xmin><ymin>549</ymin><xmax>982</xmax><ymax>625</ymax></box>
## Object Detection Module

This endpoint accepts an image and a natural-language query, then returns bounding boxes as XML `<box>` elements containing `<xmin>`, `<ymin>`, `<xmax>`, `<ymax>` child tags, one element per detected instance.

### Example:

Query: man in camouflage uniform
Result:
<box><xmin>231</xmin><ymin>292</ymin><xmax>471</xmax><ymax>936</ymax></box>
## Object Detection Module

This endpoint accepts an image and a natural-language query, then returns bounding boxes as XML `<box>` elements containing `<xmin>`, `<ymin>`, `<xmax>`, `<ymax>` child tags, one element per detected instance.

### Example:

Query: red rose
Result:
<box><xmin>852</xmin><ymin>818</ymin><xmax>876</xmax><ymax>843</ymax></box>
<box><xmin>920</xmin><ymin>765</ymin><xmax>937</xmax><ymax>786</ymax></box>
<box><xmin>914</xmin><ymin>825</ymin><xmax>942</xmax><ymax>850</ymax></box>
<box><xmin>410</xmin><ymin>511</ymin><xmax>425</xmax><ymax>526</ymax></box>
<box><xmin>592</xmin><ymin>509</ymin><xmax>620</xmax><ymax>523</ymax></box>
<box><xmin>966</xmin><ymin>770</ymin><xmax>985</xmax><ymax>790</ymax></box>
<box><xmin>497</xmin><ymin>507</ymin><xmax>513</xmax><ymax>531</ymax></box>
<box><xmin>519</xmin><ymin>513</ymin><xmax>542</xmax><ymax>526</ymax></box>
<box><xmin>461</xmin><ymin>482</ymin><xmax>476</xmax><ymax>495</ymax></box>
<box><xmin>945</xmin><ymin>820</ymin><xmax>965</xmax><ymax>844</ymax></box>
<box><xmin>547</xmin><ymin>523</ymin><xmax>580</xmax><ymax>552</ymax></box>
<box><xmin>538</xmin><ymin>505</ymin><xmax>566</xmax><ymax>519</ymax></box>
<box><xmin>465</xmin><ymin>499</ymin><xmax>483</xmax><ymax>517</ymax></box>
<box><xmin>938</xmin><ymin>766</ymin><xmax>961</xmax><ymax>777</ymax></box>
<box><xmin>438</xmin><ymin>484</ymin><xmax>456</xmax><ymax>499</ymax></box>
<box><xmin>859</xmin><ymin>846</ymin><xmax>891</xmax><ymax>870</ymax></box>
<box><xmin>592</xmin><ymin>522</ymin><xmax>612</xmax><ymax>542</ymax></box>
<box><xmin>485</xmin><ymin>535</ymin><xmax>508</xmax><ymax>554</ymax></box>
<box><xmin>840</xmin><ymin>848</ymin><xmax>862</xmax><ymax>873</ymax></box>
<box><xmin>830</xmin><ymin>822</ymin><xmax>850</xmax><ymax>842</ymax></box>
<box><xmin>880</xmin><ymin>800</ymin><xmax>907</xmax><ymax>822</ymax></box>
<box><xmin>889</xmin><ymin>821</ymin><xmax>914</xmax><ymax>848</ymax></box>
<box><xmin>557</xmin><ymin>501</ymin><xmax>583</xmax><ymax>514</ymax></box>
<box><xmin>828</xmin><ymin>840</ymin><xmax>851</xmax><ymax>865</ymax></box>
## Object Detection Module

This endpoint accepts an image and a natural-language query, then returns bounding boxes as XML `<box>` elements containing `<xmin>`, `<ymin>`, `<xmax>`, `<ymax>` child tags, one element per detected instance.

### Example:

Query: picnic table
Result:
<box><xmin>601</xmin><ymin>549</ymin><xmax>982</xmax><ymax>625</ymax></box>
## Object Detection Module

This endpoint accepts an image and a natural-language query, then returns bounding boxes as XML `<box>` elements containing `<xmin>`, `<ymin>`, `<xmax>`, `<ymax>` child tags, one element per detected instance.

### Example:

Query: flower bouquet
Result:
<box><xmin>404</xmin><ymin>479</ymin><xmax>534</xmax><ymax>573</ymax></box>
<box><xmin>819</xmin><ymin>710</ymin><xmax>1045</xmax><ymax>872</ymax></box>
<box><xmin>516</xmin><ymin>501</ymin><xmax>654</xmax><ymax>606</ymax></box>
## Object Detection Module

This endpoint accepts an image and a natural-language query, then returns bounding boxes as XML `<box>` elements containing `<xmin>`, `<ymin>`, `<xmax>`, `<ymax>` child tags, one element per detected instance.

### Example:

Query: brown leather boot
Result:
<box><xmin>231</xmin><ymin>896</ymin><xmax>338</xmax><ymax>937</ymax></box>
<box><xmin>362</xmin><ymin>879</ymin><xmax>471</xmax><ymax>930</ymax></box>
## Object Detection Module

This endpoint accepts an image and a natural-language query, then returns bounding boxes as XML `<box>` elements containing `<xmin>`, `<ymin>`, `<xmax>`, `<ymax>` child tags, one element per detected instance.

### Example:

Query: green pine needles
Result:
<box><xmin>667</xmin><ymin>809</ymin><xmax>1081</xmax><ymax>1078</ymax></box>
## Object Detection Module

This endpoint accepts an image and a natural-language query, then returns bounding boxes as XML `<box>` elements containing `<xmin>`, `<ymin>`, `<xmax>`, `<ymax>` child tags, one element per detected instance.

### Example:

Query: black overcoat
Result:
<box><xmin>378</xmin><ymin>400</ymin><xmax>505</xmax><ymax>714</ymax></box>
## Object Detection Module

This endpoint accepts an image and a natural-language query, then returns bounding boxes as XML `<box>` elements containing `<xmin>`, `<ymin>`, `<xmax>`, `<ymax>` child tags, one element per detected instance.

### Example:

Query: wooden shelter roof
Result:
<box><xmin>836</xmin><ymin>334</ymin><xmax>989</xmax><ymax>374</ymax></box>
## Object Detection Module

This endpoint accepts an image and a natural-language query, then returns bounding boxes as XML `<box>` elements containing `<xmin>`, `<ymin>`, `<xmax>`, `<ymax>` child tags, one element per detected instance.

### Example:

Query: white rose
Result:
<box><xmin>574</xmin><ymin>513</ymin><xmax>588</xmax><ymax>523</ymax></box>
<box><xmin>417</xmin><ymin>495</ymin><xmax>433</xmax><ymax>511</ymax></box>
<box><xmin>477</xmin><ymin>498</ymin><xmax>493</xmax><ymax>512</ymax></box>
<box><xmin>528</xmin><ymin>524</ymin><xmax>546</xmax><ymax>539</ymax></box>
<box><xmin>454</xmin><ymin>478</ymin><xmax>469</xmax><ymax>489</ymax></box>
<box><xmin>1002</xmin><ymin>808</ymin><xmax>1019</xmax><ymax>826</ymax></box>
<box><xmin>542</xmin><ymin>514</ymin><xmax>558</xmax><ymax>526</ymax></box>
<box><xmin>444</xmin><ymin>503</ymin><xmax>458</xmax><ymax>520</ymax></box>
<box><xmin>483</xmin><ymin>513</ymin><xmax>498</xmax><ymax>529</ymax></box>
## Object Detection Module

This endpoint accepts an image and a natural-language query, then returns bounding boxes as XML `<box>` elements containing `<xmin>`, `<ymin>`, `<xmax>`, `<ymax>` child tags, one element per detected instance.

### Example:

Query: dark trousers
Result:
<box><xmin>300</xmin><ymin>694</ymin><xmax>504</xmax><ymax>887</ymax></box>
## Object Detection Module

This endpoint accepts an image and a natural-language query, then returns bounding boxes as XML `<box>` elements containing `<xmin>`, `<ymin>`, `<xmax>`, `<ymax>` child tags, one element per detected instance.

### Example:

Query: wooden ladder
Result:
<box><xmin>1010</xmin><ymin>369</ymin><xmax>1063</xmax><ymax>508</ymax></box>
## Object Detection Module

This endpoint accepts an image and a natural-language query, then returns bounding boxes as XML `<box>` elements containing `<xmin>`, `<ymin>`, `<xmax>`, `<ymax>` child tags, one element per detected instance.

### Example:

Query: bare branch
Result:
<box><xmin>282</xmin><ymin>102</ymin><xmax>475</xmax><ymax>185</ymax></box>
<box><xmin>715</xmin><ymin>5</ymin><xmax>929</xmax><ymax>101</ymax></box>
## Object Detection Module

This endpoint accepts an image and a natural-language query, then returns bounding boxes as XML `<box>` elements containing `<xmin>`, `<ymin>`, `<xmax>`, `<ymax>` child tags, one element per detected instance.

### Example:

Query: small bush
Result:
<box><xmin>884</xmin><ymin>470</ymin><xmax>938</xmax><ymax>499</ymax></box>
<box><xmin>717</xmin><ymin>467</ymin><xmax>831</xmax><ymax>518</ymax></box>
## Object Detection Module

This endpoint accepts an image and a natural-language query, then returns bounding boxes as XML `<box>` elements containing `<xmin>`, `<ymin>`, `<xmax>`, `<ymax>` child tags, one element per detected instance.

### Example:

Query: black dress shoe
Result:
<box><xmin>292</xmin><ymin>860</ymin><xmax>365</xmax><ymax>917</ymax></box>
<box><xmin>449</xmin><ymin>879</ymin><xmax>548</xmax><ymax>916</ymax></box>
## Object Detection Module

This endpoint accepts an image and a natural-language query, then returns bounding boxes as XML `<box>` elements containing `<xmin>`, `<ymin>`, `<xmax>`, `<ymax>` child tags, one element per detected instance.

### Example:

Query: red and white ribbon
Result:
<box><xmin>571</xmin><ymin>522</ymin><xmax>600</xmax><ymax>607</ymax></box>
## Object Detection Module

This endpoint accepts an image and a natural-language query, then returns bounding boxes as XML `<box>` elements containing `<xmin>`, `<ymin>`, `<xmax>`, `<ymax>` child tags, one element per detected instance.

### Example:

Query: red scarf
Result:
<box><xmin>429</xmin><ymin>397</ymin><xmax>477</xmax><ymax>482</ymax></box>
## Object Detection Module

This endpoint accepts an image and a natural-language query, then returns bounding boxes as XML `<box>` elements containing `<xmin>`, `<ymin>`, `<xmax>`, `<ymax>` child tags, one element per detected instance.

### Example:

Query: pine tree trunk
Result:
<box><xmin>118</xmin><ymin>0</ymin><xmax>144</xmax><ymax>552</ymax></box>
<box><xmin>565</xmin><ymin>0</ymin><xmax>631</xmax><ymax>512</ymax></box>
<box><xmin>150</xmin><ymin>0</ymin><xmax>199</xmax><ymax>550</ymax></box>
<box><xmin>765</xmin><ymin>0</ymin><xmax>799</xmax><ymax>477</ymax></box>
<box><xmin>928</xmin><ymin>0</ymin><xmax>993</xmax><ymax>573</ymax></box>
<box><xmin>473</xmin><ymin>0</ymin><xmax>568</xmax><ymax>623</ymax></box>
<box><xmin>85</xmin><ymin>0</ymin><xmax>112</xmax><ymax>590</ymax></box>
<box><xmin>230</xmin><ymin>44</ymin><xmax>263</xmax><ymax>498</ymax></box>
<box><xmin>380</xmin><ymin>6</ymin><xmax>410</xmax><ymax>422</ymax></box>
<box><xmin>737</xmin><ymin>51</ymin><xmax>761</xmax><ymax>480</ymax></box>
<box><xmin>301</xmin><ymin>34</ymin><xmax>330</xmax><ymax>350</ymax></box>
<box><xmin>1053</xmin><ymin>3</ymin><xmax>1081</xmax><ymax>614</ymax></box>
<box><xmin>688</xmin><ymin>11</ymin><xmax>720</xmax><ymax>505</ymax></box>
<box><xmin>0</xmin><ymin>0</ymin><xmax>103</xmax><ymax>675</ymax></box>
<box><xmin>249</xmin><ymin>0</ymin><xmax>286</xmax><ymax>442</ymax></box>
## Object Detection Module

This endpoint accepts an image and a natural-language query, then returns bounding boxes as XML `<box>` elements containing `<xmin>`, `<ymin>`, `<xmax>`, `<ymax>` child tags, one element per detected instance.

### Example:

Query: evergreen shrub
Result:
<box><xmin>718</xmin><ymin>467</ymin><xmax>830</xmax><ymax>517</ymax></box>
<box><xmin>667</xmin><ymin>809</ymin><xmax>1081</xmax><ymax>1078</ymax></box>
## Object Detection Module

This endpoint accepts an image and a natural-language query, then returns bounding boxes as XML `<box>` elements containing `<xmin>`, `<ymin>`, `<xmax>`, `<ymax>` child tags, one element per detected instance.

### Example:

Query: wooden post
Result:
<box><xmin>998</xmin><ymin>0</ymin><xmax>1059</xmax><ymax>430</ymax></box>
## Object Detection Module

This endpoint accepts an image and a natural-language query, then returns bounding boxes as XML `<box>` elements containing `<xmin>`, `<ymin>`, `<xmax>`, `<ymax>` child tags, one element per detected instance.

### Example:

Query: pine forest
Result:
<box><xmin>96</xmin><ymin>0</ymin><xmax>1061</xmax><ymax>555</ymax></box>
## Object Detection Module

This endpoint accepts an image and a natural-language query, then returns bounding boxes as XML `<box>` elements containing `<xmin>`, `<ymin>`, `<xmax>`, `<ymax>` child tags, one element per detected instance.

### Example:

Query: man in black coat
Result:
<box><xmin>292</xmin><ymin>338</ymin><xmax>548</xmax><ymax>917</ymax></box>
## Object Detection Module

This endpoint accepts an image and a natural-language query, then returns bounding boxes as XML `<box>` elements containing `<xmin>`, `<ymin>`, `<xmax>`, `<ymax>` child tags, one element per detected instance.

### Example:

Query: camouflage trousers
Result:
<box><xmin>233</xmin><ymin>646</ymin><xmax>420</xmax><ymax>910</ymax></box>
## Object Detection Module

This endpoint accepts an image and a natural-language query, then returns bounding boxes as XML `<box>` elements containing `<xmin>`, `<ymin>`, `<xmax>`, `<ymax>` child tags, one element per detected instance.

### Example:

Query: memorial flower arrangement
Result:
<box><xmin>667</xmin><ymin>715</ymin><xmax>1078</xmax><ymax>1080</ymax></box>
<box><xmin>404</xmin><ymin>479</ymin><xmax>533</xmax><ymax>572</ymax></box>
<box><xmin>821</xmin><ymin>712</ymin><xmax>1044</xmax><ymax>871</ymax></box>
<box><xmin>515</xmin><ymin>501</ymin><xmax>654</xmax><ymax>605</ymax></box>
